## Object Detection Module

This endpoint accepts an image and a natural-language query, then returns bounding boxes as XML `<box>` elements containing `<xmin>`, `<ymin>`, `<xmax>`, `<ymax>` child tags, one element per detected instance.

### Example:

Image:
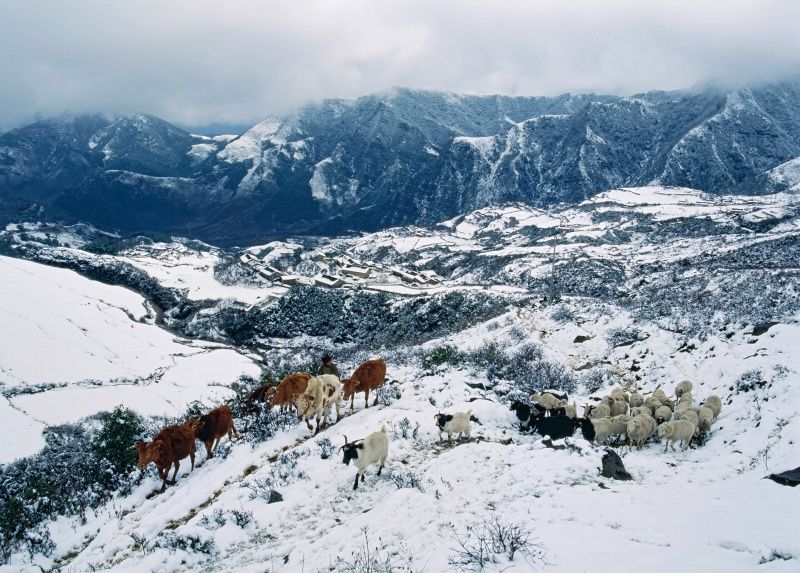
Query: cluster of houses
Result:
<box><xmin>237</xmin><ymin>246</ymin><xmax>444</xmax><ymax>295</ymax></box>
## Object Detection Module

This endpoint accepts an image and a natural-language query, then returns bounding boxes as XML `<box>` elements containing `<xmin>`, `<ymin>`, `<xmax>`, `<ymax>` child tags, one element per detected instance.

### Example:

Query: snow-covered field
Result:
<box><xmin>0</xmin><ymin>255</ymin><xmax>260</xmax><ymax>462</ymax></box>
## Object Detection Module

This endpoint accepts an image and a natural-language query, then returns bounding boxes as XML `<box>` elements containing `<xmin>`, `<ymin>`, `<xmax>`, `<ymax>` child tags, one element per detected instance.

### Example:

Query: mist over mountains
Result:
<box><xmin>2</xmin><ymin>81</ymin><xmax>800</xmax><ymax>245</ymax></box>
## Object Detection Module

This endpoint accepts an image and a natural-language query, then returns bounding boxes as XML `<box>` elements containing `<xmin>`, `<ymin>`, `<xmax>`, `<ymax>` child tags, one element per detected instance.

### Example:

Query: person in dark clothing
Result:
<box><xmin>317</xmin><ymin>355</ymin><xmax>341</xmax><ymax>378</ymax></box>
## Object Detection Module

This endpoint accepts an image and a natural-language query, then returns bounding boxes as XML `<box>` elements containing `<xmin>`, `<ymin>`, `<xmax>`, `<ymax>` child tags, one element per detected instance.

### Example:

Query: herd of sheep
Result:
<box><xmin>513</xmin><ymin>380</ymin><xmax>723</xmax><ymax>453</ymax></box>
<box><xmin>133</xmin><ymin>357</ymin><xmax>723</xmax><ymax>494</ymax></box>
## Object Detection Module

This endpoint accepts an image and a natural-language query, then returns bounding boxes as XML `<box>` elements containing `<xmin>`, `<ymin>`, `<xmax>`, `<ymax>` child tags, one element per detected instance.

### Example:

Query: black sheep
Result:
<box><xmin>527</xmin><ymin>414</ymin><xmax>576</xmax><ymax>440</ymax></box>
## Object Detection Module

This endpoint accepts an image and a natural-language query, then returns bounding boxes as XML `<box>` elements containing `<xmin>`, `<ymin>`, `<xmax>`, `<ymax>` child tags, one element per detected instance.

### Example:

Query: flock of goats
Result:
<box><xmin>133</xmin><ymin>358</ymin><xmax>723</xmax><ymax>493</ymax></box>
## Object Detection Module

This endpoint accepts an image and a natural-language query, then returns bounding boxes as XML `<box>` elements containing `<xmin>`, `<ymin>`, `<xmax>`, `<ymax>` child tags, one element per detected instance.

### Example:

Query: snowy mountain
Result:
<box><xmin>2</xmin><ymin>82</ymin><xmax>800</xmax><ymax>244</ymax></box>
<box><xmin>0</xmin><ymin>186</ymin><xmax>798</xmax><ymax>571</ymax></box>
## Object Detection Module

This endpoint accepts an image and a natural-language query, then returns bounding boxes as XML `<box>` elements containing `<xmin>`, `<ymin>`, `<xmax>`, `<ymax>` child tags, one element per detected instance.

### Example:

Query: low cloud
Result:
<box><xmin>1</xmin><ymin>0</ymin><xmax>799</xmax><ymax>131</ymax></box>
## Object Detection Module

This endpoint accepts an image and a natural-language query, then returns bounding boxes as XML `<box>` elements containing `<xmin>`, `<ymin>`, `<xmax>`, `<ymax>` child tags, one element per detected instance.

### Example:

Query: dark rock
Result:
<box><xmin>267</xmin><ymin>489</ymin><xmax>283</xmax><ymax>503</ymax></box>
<box><xmin>573</xmin><ymin>335</ymin><xmax>591</xmax><ymax>343</ymax></box>
<box><xmin>601</xmin><ymin>449</ymin><xmax>632</xmax><ymax>481</ymax></box>
<box><xmin>752</xmin><ymin>322</ymin><xmax>779</xmax><ymax>336</ymax></box>
<box><xmin>766</xmin><ymin>466</ymin><xmax>800</xmax><ymax>487</ymax></box>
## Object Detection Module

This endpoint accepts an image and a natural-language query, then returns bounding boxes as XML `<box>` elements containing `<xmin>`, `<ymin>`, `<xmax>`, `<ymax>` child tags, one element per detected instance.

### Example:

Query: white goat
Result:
<box><xmin>295</xmin><ymin>374</ymin><xmax>342</xmax><ymax>434</ymax></box>
<box><xmin>340</xmin><ymin>427</ymin><xmax>389</xmax><ymax>490</ymax></box>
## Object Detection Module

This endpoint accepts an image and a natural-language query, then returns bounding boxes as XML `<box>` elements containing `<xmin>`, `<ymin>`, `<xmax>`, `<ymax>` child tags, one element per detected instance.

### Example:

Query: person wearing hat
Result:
<box><xmin>317</xmin><ymin>355</ymin><xmax>341</xmax><ymax>378</ymax></box>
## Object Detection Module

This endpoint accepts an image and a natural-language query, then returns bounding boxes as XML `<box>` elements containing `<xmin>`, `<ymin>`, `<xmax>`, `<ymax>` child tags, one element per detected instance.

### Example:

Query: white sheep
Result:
<box><xmin>630</xmin><ymin>406</ymin><xmax>652</xmax><ymax>418</ymax></box>
<box><xmin>609</xmin><ymin>414</ymin><xmax>630</xmax><ymax>439</ymax></box>
<box><xmin>340</xmin><ymin>426</ymin><xmax>389</xmax><ymax>490</ymax></box>
<box><xmin>627</xmin><ymin>414</ymin><xmax>656</xmax><ymax>449</ymax></box>
<box><xmin>586</xmin><ymin>403</ymin><xmax>611</xmax><ymax>419</ymax></box>
<box><xmin>654</xmin><ymin>405</ymin><xmax>673</xmax><ymax>424</ymax></box>
<box><xmin>610</xmin><ymin>387</ymin><xmax>629</xmax><ymax>402</ymax></box>
<box><xmin>435</xmin><ymin>411</ymin><xmax>472</xmax><ymax>441</ymax></box>
<box><xmin>675</xmin><ymin>380</ymin><xmax>693</xmax><ymax>399</ymax></box>
<box><xmin>677</xmin><ymin>392</ymin><xmax>693</xmax><ymax>405</ymax></box>
<box><xmin>610</xmin><ymin>398</ymin><xmax>629</xmax><ymax>417</ymax></box>
<box><xmin>657</xmin><ymin>420</ymin><xmax>696</xmax><ymax>452</ymax></box>
<box><xmin>703</xmin><ymin>395</ymin><xmax>722</xmax><ymax>419</ymax></box>
<box><xmin>531</xmin><ymin>392</ymin><xmax>566</xmax><ymax>412</ymax></box>
<box><xmin>652</xmin><ymin>388</ymin><xmax>670</xmax><ymax>402</ymax></box>
<box><xmin>643</xmin><ymin>397</ymin><xmax>662</xmax><ymax>414</ymax></box>
<box><xmin>697</xmin><ymin>406</ymin><xmax>715</xmax><ymax>433</ymax></box>
<box><xmin>676</xmin><ymin>409</ymin><xmax>699</xmax><ymax>427</ymax></box>
<box><xmin>577</xmin><ymin>417</ymin><xmax>615</xmax><ymax>444</ymax></box>
<box><xmin>564</xmin><ymin>402</ymin><xmax>578</xmax><ymax>419</ymax></box>
<box><xmin>628</xmin><ymin>392</ymin><xmax>644</xmax><ymax>408</ymax></box>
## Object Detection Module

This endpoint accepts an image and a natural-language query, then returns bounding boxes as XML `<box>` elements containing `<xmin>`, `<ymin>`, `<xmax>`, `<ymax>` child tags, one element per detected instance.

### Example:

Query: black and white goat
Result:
<box><xmin>339</xmin><ymin>427</ymin><xmax>389</xmax><ymax>490</ymax></box>
<box><xmin>434</xmin><ymin>411</ymin><xmax>473</xmax><ymax>441</ymax></box>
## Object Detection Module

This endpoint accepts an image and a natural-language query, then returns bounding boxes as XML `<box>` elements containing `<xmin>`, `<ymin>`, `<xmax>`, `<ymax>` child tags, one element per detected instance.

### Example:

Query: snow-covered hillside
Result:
<box><xmin>0</xmin><ymin>255</ymin><xmax>259</xmax><ymax>462</ymax></box>
<box><xmin>0</xmin><ymin>186</ymin><xmax>798</xmax><ymax>571</ymax></box>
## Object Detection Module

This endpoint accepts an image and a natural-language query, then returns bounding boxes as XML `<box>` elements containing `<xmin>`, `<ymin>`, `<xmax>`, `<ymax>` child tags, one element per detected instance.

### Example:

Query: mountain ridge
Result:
<box><xmin>2</xmin><ymin>82</ymin><xmax>800</xmax><ymax>245</ymax></box>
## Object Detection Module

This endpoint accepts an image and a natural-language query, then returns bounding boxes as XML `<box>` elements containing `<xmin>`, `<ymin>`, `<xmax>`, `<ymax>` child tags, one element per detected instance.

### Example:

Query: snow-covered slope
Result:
<box><xmin>0</xmin><ymin>186</ymin><xmax>798</xmax><ymax>571</ymax></box>
<box><xmin>0</xmin><ymin>255</ymin><xmax>259</xmax><ymax>462</ymax></box>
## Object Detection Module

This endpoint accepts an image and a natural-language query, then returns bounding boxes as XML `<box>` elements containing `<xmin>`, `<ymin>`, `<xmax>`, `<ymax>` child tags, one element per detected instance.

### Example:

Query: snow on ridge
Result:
<box><xmin>768</xmin><ymin>156</ymin><xmax>800</xmax><ymax>192</ymax></box>
<box><xmin>217</xmin><ymin>118</ymin><xmax>284</xmax><ymax>163</ymax></box>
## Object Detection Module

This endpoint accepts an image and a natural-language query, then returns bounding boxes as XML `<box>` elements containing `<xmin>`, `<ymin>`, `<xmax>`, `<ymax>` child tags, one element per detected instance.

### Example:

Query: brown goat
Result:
<box><xmin>134</xmin><ymin>424</ymin><xmax>196</xmax><ymax>492</ymax></box>
<box><xmin>270</xmin><ymin>372</ymin><xmax>311</xmax><ymax>412</ymax></box>
<box><xmin>186</xmin><ymin>405</ymin><xmax>237</xmax><ymax>459</ymax></box>
<box><xmin>342</xmin><ymin>359</ymin><xmax>387</xmax><ymax>410</ymax></box>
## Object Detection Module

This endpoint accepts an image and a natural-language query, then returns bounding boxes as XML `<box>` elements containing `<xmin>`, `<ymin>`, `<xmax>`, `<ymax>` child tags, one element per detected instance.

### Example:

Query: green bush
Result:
<box><xmin>422</xmin><ymin>345</ymin><xmax>463</xmax><ymax>372</ymax></box>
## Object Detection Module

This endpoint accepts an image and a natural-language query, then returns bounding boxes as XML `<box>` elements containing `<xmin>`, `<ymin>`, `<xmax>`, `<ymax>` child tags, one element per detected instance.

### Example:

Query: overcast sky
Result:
<box><xmin>2</xmin><ymin>0</ymin><xmax>799</xmax><ymax>132</ymax></box>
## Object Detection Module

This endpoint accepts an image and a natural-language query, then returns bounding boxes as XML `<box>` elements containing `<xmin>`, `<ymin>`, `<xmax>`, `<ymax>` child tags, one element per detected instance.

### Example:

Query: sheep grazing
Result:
<box><xmin>134</xmin><ymin>424</ymin><xmax>196</xmax><ymax>492</ymax></box>
<box><xmin>676</xmin><ymin>409</ymin><xmax>699</xmax><ymax>427</ymax></box>
<box><xmin>657</xmin><ymin>420</ymin><xmax>696</xmax><ymax>452</ymax></box>
<box><xmin>675</xmin><ymin>379</ymin><xmax>693</xmax><ymax>399</ymax></box>
<box><xmin>703</xmin><ymin>395</ymin><xmax>722</xmax><ymax>419</ymax></box>
<box><xmin>643</xmin><ymin>397</ymin><xmax>662</xmax><ymax>414</ymax></box>
<box><xmin>528</xmin><ymin>414</ymin><xmax>576</xmax><ymax>440</ymax></box>
<box><xmin>697</xmin><ymin>406</ymin><xmax>715</xmax><ymax>433</ymax></box>
<box><xmin>630</xmin><ymin>406</ymin><xmax>651</xmax><ymax>418</ymax></box>
<box><xmin>628</xmin><ymin>392</ymin><xmax>644</xmax><ymax>408</ymax></box>
<box><xmin>295</xmin><ymin>374</ymin><xmax>342</xmax><ymax>434</ymax></box>
<box><xmin>340</xmin><ymin>427</ymin><xmax>389</xmax><ymax>490</ymax></box>
<box><xmin>186</xmin><ymin>405</ymin><xmax>237</xmax><ymax>459</ymax></box>
<box><xmin>654</xmin><ymin>405</ymin><xmax>673</xmax><ymax>424</ymax></box>
<box><xmin>610</xmin><ymin>399</ymin><xmax>629</xmax><ymax>417</ymax></box>
<box><xmin>608</xmin><ymin>414</ymin><xmax>631</xmax><ymax>440</ymax></box>
<box><xmin>564</xmin><ymin>402</ymin><xmax>578</xmax><ymax>419</ymax></box>
<box><xmin>271</xmin><ymin>371</ymin><xmax>312</xmax><ymax>412</ymax></box>
<box><xmin>530</xmin><ymin>392</ymin><xmax>568</xmax><ymax>416</ymax></box>
<box><xmin>577</xmin><ymin>417</ymin><xmax>615</xmax><ymax>445</ymax></box>
<box><xmin>652</xmin><ymin>388</ymin><xmax>670</xmax><ymax>401</ymax></box>
<box><xmin>677</xmin><ymin>392</ymin><xmax>694</xmax><ymax>406</ymax></box>
<box><xmin>627</xmin><ymin>414</ymin><xmax>656</xmax><ymax>449</ymax></box>
<box><xmin>435</xmin><ymin>410</ymin><xmax>472</xmax><ymax>441</ymax></box>
<box><xmin>342</xmin><ymin>358</ymin><xmax>387</xmax><ymax>410</ymax></box>
<box><xmin>610</xmin><ymin>387</ymin><xmax>629</xmax><ymax>401</ymax></box>
<box><xmin>585</xmin><ymin>403</ymin><xmax>611</xmax><ymax>419</ymax></box>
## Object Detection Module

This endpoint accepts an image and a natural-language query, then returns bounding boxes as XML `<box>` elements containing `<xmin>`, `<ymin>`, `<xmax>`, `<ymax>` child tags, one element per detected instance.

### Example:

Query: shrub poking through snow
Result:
<box><xmin>317</xmin><ymin>436</ymin><xmax>335</xmax><ymax>459</ymax></box>
<box><xmin>155</xmin><ymin>531</ymin><xmax>216</xmax><ymax>555</ymax></box>
<box><xmin>335</xmin><ymin>527</ymin><xmax>410</xmax><ymax>573</ymax></box>
<box><xmin>448</xmin><ymin>516</ymin><xmax>544</xmax><ymax>572</ymax></box>
<box><xmin>199</xmin><ymin>508</ymin><xmax>228</xmax><ymax>531</ymax></box>
<box><xmin>384</xmin><ymin>468</ymin><xmax>426</xmax><ymax>492</ymax></box>
<box><xmin>228</xmin><ymin>509</ymin><xmax>254</xmax><ymax>529</ymax></box>
<box><xmin>376</xmin><ymin>383</ymin><xmax>401</xmax><ymax>406</ymax></box>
